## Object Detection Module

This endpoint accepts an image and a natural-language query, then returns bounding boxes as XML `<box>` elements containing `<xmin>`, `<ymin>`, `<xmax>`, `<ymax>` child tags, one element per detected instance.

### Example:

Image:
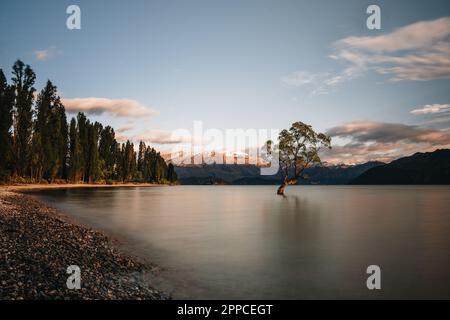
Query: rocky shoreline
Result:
<box><xmin>0</xmin><ymin>187</ymin><xmax>169</xmax><ymax>300</ymax></box>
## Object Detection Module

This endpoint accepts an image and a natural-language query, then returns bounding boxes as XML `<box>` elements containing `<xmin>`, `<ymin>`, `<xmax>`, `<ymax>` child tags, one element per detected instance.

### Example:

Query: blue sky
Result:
<box><xmin>1</xmin><ymin>0</ymin><xmax>450</xmax><ymax>163</ymax></box>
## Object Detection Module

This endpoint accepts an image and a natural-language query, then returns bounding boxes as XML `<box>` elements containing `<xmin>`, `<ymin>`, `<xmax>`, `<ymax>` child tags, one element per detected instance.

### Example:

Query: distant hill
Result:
<box><xmin>297</xmin><ymin>161</ymin><xmax>384</xmax><ymax>185</ymax></box>
<box><xmin>175</xmin><ymin>161</ymin><xmax>383</xmax><ymax>185</ymax></box>
<box><xmin>175</xmin><ymin>164</ymin><xmax>261</xmax><ymax>185</ymax></box>
<box><xmin>350</xmin><ymin>149</ymin><xmax>450</xmax><ymax>185</ymax></box>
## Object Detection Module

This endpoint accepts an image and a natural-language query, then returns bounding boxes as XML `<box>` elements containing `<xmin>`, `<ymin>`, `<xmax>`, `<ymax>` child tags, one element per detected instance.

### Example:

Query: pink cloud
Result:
<box><xmin>62</xmin><ymin>97</ymin><xmax>158</xmax><ymax>118</ymax></box>
<box><xmin>323</xmin><ymin>121</ymin><xmax>450</xmax><ymax>164</ymax></box>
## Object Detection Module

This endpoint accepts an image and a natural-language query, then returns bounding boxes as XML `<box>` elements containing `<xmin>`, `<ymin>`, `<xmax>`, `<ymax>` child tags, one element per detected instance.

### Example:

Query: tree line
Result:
<box><xmin>0</xmin><ymin>60</ymin><xmax>177</xmax><ymax>184</ymax></box>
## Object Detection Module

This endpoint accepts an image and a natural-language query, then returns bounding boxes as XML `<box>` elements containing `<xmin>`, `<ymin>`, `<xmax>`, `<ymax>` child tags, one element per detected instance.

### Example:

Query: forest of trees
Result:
<box><xmin>0</xmin><ymin>60</ymin><xmax>177</xmax><ymax>184</ymax></box>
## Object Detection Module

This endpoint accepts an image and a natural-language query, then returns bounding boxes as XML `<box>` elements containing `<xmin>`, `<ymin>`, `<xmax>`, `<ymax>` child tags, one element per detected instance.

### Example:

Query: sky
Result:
<box><xmin>1</xmin><ymin>0</ymin><xmax>450</xmax><ymax>164</ymax></box>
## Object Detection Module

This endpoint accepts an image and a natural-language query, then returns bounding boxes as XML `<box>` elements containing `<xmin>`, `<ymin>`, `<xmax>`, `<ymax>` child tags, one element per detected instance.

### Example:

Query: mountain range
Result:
<box><xmin>175</xmin><ymin>149</ymin><xmax>450</xmax><ymax>185</ymax></box>
<box><xmin>175</xmin><ymin>161</ymin><xmax>384</xmax><ymax>185</ymax></box>
<box><xmin>350</xmin><ymin>149</ymin><xmax>450</xmax><ymax>184</ymax></box>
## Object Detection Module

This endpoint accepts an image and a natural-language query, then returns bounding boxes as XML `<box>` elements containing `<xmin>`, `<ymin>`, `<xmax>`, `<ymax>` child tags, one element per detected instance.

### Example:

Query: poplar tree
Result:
<box><xmin>99</xmin><ymin>125</ymin><xmax>118</xmax><ymax>180</ymax></box>
<box><xmin>167</xmin><ymin>163</ymin><xmax>177</xmax><ymax>182</ymax></box>
<box><xmin>86</xmin><ymin>122</ymin><xmax>101</xmax><ymax>182</ymax></box>
<box><xmin>0</xmin><ymin>69</ymin><xmax>14</xmax><ymax>180</ymax></box>
<box><xmin>68</xmin><ymin>118</ymin><xmax>83</xmax><ymax>182</ymax></box>
<box><xmin>12</xmin><ymin>60</ymin><xmax>36</xmax><ymax>177</ymax></box>
<box><xmin>77</xmin><ymin>112</ymin><xmax>89</xmax><ymax>181</ymax></box>
<box><xmin>1</xmin><ymin>62</ymin><xmax>177</xmax><ymax>184</ymax></box>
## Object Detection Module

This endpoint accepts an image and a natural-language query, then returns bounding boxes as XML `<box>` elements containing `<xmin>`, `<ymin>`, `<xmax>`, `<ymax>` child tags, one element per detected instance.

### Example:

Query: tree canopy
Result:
<box><xmin>267</xmin><ymin>121</ymin><xmax>331</xmax><ymax>195</ymax></box>
<box><xmin>0</xmin><ymin>61</ymin><xmax>177</xmax><ymax>184</ymax></box>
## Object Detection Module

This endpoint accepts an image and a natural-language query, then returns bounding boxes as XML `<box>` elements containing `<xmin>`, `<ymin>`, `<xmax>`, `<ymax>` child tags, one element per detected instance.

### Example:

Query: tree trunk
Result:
<box><xmin>277</xmin><ymin>177</ymin><xmax>298</xmax><ymax>195</ymax></box>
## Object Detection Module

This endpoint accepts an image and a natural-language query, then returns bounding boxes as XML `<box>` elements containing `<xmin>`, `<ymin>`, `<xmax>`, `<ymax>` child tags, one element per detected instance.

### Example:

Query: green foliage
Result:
<box><xmin>0</xmin><ymin>61</ymin><xmax>177</xmax><ymax>185</ymax></box>
<box><xmin>12</xmin><ymin>60</ymin><xmax>36</xmax><ymax>177</ymax></box>
<box><xmin>268</xmin><ymin>121</ymin><xmax>331</xmax><ymax>194</ymax></box>
<box><xmin>167</xmin><ymin>163</ymin><xmax>178</xmax><ymax>182</ymax></box>
<box><xmin>0</xmin><ymin>69</ymin><xmax>15</xmax><ymax>180</ymax></box>
<box><xmin>98</xmin><ymin>125</ymin><xmax>117</xmax><ymax>180</ymax></box>
<box><xmin>68</xmin><ymin>118</ymin><xmax>83</xmax><ymax>182</ymax></box>
<box><xmin>30</xmin><ymin>80</ymin><xmax>69</xmax><ymax>181</ymax></box>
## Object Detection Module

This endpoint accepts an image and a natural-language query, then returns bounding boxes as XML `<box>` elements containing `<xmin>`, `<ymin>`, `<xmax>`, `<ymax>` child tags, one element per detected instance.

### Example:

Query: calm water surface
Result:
<box><xmin>34</xmin><ymin>186</ymin><xmax>450</xmax><ymax>299</ymax></box>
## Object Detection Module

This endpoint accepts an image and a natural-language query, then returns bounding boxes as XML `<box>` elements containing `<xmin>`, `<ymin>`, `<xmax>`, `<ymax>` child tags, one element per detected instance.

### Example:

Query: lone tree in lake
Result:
<box><xmin>267</xmin><ymin>121</ymin><xmax>331</xmax><ymax>196</ymax></box>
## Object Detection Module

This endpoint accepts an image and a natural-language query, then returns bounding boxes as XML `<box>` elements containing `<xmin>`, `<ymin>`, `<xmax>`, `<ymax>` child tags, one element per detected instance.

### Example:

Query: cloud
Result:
<box><xmin>281</xmin><ymin>71</ymin><xmax>330</xmax><ymax>87</ymax></box>
<box><xmin>332</xmin><ymin>17</ymin><xmax>450</xmax><ymax>81</ymax></box>
<box><xmin>62</xmin><ymin>97</ymin><xmax>158</xmax><ymax>118</ymax></box>
<box><xmin>118</xmin><ymin>129</ymin><xmax>210</xmax><ymax>147</ymax></box>
<box><xmin>133</xmin><ymin>130</ymin><xmax>187</xmax><ymax>144</ymax></box>
<box><xmin>283</xmin><ymin>17</ymin><xmax>450</xmax><ymax>93</ymax></box>
<box><xmin>116</xmin><ymin>122</ymin><xmax>136</xmax><ymax>133</ymax></box>
<box><xmin>321</xmin><ymin>141</ymin><xmax>443</xmax><ymax>164</ymax></box>
<box><xmin>425</xmin><ymin>115</ymin><xmax>450</xmax><ymax>127</ymax></box>
<box><xmin>337</xmin><ymin>17</ymin><xmax>450</xmax><ymax>52</ymax></box>
<box><xmin>34</xmin><ymin>46</ymin><xmax>62</xmax><ymax>61</ymax></box>
<box><xmin>34</xmin><ymin>51</ymin><xmax>48</xmax><ymax>61</ymax></box>
<box><xmin>282</xmin><ymin>71</ymin><xmax>339</xmax><ymax>95</ymax></box>
<box><xmin>281</xmin><ymin>71</ymin><xmax>329</xmax><ymax>95</ymax></box>
<box><xmin>281</xmin><ymin>66</ymin><xmax>363</xmax><ymax>95</ymax></box>
<box><xmin>114</xmin><ymin>132</ymin><xmax>129</xmax><ymax>143</ymax></box>
<box><xmin>327</xmin><ymin>121</ymin><xmax>450</xmax><ymax>144</ymax></box>
<box><xmin>411</xmin><ymin>104</ymin><xmax>450</xmax><ymax>129</ymax></box>
<box><xmin>411</xmin><ymin>104</ymin><xmax>450</xmax><ymax>115</ymax></box>
<box><xmin>323</xmin><ymin>120</ymin><xmax>450</xmax><ymax>164</ymax></box>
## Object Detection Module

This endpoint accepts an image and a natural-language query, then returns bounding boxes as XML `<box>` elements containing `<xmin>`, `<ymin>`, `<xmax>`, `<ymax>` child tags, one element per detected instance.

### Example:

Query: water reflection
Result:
<box><xmin>34</xmin><ymin>185</ymin><xmax>450</xmax><ymax>299</ymax></box>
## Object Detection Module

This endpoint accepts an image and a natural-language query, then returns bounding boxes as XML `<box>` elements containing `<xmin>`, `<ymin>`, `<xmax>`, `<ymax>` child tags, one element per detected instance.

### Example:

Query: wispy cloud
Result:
<box><xmin>133</xmin><ymin>130</ymin><xmax>185</xmax><ymax>144</ymax></box>
<box><xmin>283</xmin><ymin>17</ymin><xmax>450</xmax><ymax>94</ymax></box>
<box><xmin>332</xmin><ymin>17</ymin><xmax>450</xmax><ymax>82</ymax></box>
<box><xmin>115</xmin><ymin>128</ymin><xmax>212</xmax><ymax>149</ymax></box>
<box><xmin>327</xmin><ymin>121</ymin><xmax>450</xmax><ymax>144</ymax></box>
<box><xmin>282</xmin><ymin>71</ymin><xmax>336</xmax><ymax>95</ymax></box>
<box><xmin>116</xmin><ymin>122</ymin><xmax>136</xmax><ymax>133</ymax></box>
<box><xmin>62</xmin><ymin>97</ymin><xmax>158</xmax><ymax>118</ymax></box>
<box><xmin>133</xmin><ymin>130</ymin><xmax>207</xmax><ymax>146</ymax></box>
<box><xmin>411</xmin><ymin>104</ymin><xmax>450</xmax><ymax>115</ymax></box>
<box><xmin>281</xmin><ymin>71</ymin><xmax>330</xmax><ymax>87</ymax></box>
<box><xmin>282</xmin><ymin>66</ymin><xmax>362</xmax><ymax>95</ymax></box>
<box><xmin>337</xmin><ymin>17</ymin><xmax>450</xmax><ymax>52</ymax></box>
<box><xmin>323</xmin><ymin>120</ymin><xmax>450</xmax><ymax>164</ymax></box>
<box><xmin>33</xmin><ymin>46</ymin><xmax>62</xmax><ymax>61</ymax></box>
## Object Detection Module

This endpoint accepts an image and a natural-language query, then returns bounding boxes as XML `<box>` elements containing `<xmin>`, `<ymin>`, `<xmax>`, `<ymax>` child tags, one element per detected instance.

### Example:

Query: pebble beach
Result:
<box><xmin>0</xmin><ymin>185</ymin><xmax>169</xmax><ymax>300</ymax></box>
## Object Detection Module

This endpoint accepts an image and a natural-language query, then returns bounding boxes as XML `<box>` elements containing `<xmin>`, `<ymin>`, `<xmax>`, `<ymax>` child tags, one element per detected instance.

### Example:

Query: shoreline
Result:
<box><xmin>1</xmin><ymin>182</ymin><xmax>168</xmax><ymax>193</ymax></box>
<box><xmin>0</xmin><ymin>185</ymin><xmax>170</xmax><ymax>300</ymax></box>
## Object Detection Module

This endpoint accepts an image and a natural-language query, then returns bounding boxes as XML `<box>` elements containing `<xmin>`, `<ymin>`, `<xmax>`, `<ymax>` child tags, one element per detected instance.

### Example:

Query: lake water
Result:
<box><xmin>34</xmin><ymin>185</ymin><xmax>450</xmax><ymax>299</ymax></box>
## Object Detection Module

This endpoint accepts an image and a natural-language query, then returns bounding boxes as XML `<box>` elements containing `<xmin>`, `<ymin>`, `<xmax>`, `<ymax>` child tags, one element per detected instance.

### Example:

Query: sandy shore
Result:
<box><xmin>0</xmin><ymin>184</ymin><xmax>169</xmax><ymax>300</ymax></box>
